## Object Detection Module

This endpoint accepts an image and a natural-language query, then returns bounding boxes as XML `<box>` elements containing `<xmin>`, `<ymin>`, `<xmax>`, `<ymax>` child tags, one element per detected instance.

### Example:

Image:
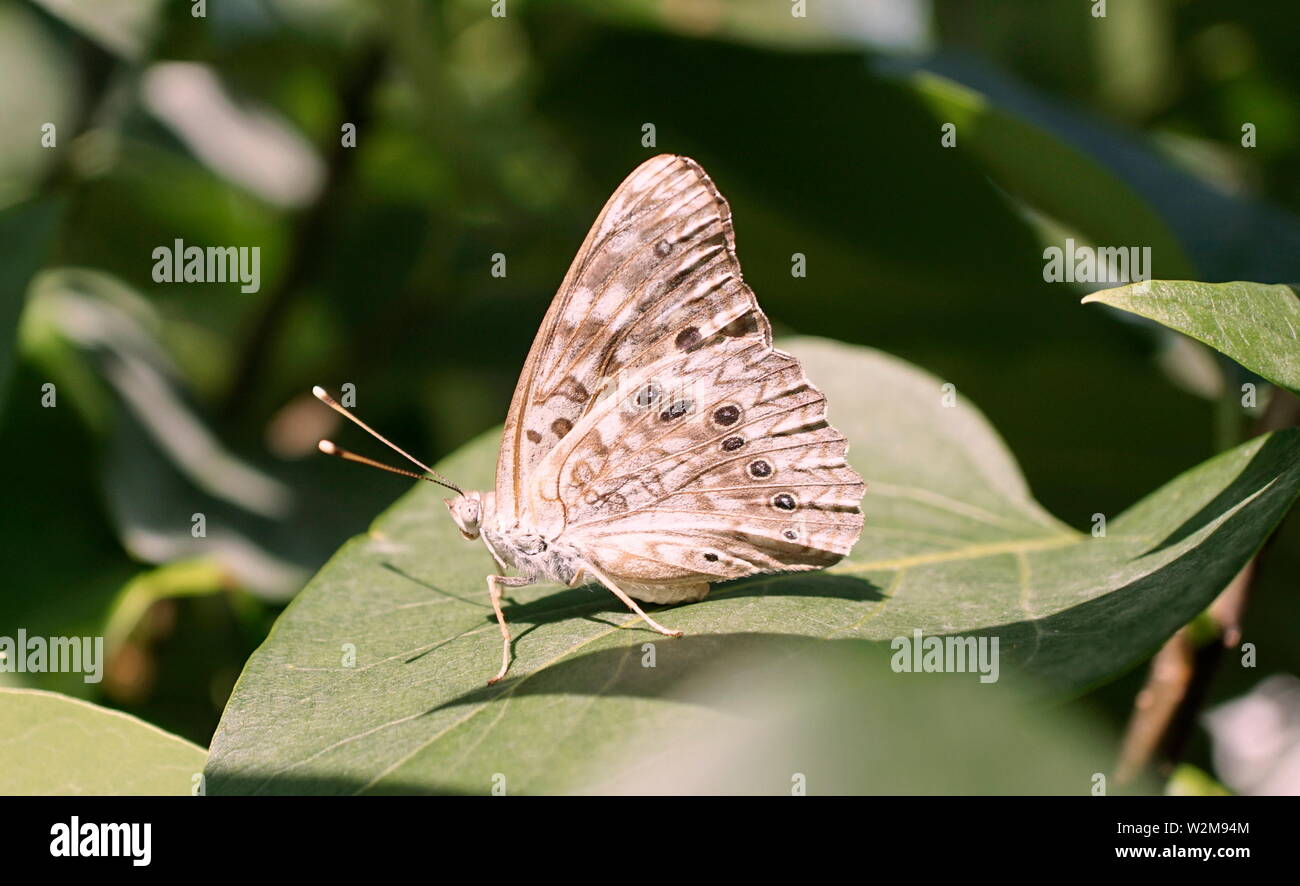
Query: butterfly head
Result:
<box><xmin>446</xmin><ymin>491</ymin><xmax>483</xmax><ymax>540</ymax></box>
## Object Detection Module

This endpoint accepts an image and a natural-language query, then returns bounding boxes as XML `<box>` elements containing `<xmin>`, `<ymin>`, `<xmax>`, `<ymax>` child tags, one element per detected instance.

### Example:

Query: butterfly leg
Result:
<box><xmin>583</xmin><ymin>562</ymin><xmax>684</xmax><ymax>639</ymax></box>
<box><xmin>486</xmin><ymin>574</ymin><xmax>533</xmax><ymax>686</ymax></box>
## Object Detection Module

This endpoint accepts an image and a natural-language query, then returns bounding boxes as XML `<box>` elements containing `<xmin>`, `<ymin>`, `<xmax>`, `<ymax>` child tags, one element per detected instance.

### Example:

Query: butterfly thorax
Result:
<box><xmin>476</xmin><ymin>493</ymin><xmax>585</xmax><ymax>587</ymax></box>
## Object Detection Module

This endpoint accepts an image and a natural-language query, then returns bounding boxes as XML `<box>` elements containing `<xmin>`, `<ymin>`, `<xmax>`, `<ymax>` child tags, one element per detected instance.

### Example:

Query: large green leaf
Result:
<box><xmin>205</xmin><ymin>338</ymin><xmax>1300</xmax><ymax>794</ymax></box>
<box><xmin>0</xmin><ymin>689</ymin><xmax>205</xmax><ymax>795</ymax></box>
<box><xmin>1084</xmin><ymin>280</ymin><xmax>1300</xmax><ymax>397</ymax></box>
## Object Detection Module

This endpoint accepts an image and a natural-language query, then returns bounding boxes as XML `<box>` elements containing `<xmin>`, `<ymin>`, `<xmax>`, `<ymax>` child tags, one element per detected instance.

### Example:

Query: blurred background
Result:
<box><xmin>1</xmin><ymin>0</ymin><xmax>1297</xmax><ymax>793</ymax></box>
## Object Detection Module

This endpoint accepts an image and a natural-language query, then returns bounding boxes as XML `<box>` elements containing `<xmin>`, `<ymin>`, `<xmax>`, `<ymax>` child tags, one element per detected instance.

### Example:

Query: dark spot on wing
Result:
<box><xmin>674</xmin><ymin>326</ymin><xmax>701</xmax><ymax>350</ymax></box>
<box><xmin>722</xmin><ymin>436</ymin><xmax>745</xmax><ymax>452</ymax></box>
<box><xmin>713</xmin><ymin>404</ymin><xmax>740</xmax><ymax>426</ymax></box>
<box><xmin>526</xmin><ymin>429</ymin><xmax>542</xmax><ymax>444</ymax></box>
<box><xmin>552</xmin><ymin>418</ymin><xmax>573</xmax><ymax>438</ymax></box>
<box><xmin>748</xmin><ymin>459</ymin><xmax>773</xmax><ymax>479</ymax></box>
<box><xmin>772</xmin><ymin>493</ymin><xmax>797</xmax><ymax>511</ymax></box>
<box><xmin>660</xmin><ymin>398</ymin><xmax>692</xmax><ymax>421</ymax></box>
<box><xmin>703</xmin><ymin>552</ymin><xmax>719</xmax><ymax>562</ymax></box>
<box><xmin>555</xmin><ymin>375</ymin><xmax>590</xmax><ymax>404</ymax></box>
<box><xmin>632</xmin><ymin>383</ymin><xmax>661</xmax><ymax>409</ymax></box>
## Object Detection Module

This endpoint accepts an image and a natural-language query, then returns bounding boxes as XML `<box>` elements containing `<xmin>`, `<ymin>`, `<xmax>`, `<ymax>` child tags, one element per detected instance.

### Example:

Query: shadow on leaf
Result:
<box><xmin>423</xmin><ymin>632</ymin><xmax>883</xmax><ymax>716</ymax></box>
<box><xmin>1141</xmin><ymin>431</ymin><xmax>1300</xmax><ymax>557</ymax></box>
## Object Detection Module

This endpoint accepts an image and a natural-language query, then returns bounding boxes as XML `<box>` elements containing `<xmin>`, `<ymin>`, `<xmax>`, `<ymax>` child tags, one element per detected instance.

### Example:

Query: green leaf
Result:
<box><xmin>1084</xmin><ymin>280</ymin><xmax>1300</xmax><ymax>396</ymax></box>
<box><xmin>28</xmin><ymin>0</ymin><xmax>164</xmax><ymax>61</ymax></box>
<box><xmin>21</xmin><ymin>269</ymin><xmax>396</xmax><ymax>600</ymax></box>
<box><xmin>1165</xmin><ymin>763</ymin><xmax>1232</xmax><ymax>797</ymax></box>
<box><xmin>0</xmin><ymin>688</ymin><xmax>206</xmax><ymax>795</ymax></box>
<box><xmin>581</xmin><ymin>642</ymin><xmax>1157</xmax><ymax>795</ymax></box>
<box><xmin>890</xmin><ymin>58</ymin><xmax>1300</xmax><ymax>285</ymax></box>
<box><xmin>205</xmin><ymin>338</ymin><xmax>1300</xmax><ymax>795</ymax></box>
<box><xmin>906</xmin><ymin>72</ymin><xmax>1198</xmax><ymax>279</ymax></box>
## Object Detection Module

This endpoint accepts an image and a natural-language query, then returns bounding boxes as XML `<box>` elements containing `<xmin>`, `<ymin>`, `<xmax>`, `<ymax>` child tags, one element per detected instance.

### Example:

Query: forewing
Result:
<box><xmin>495</xmin><ymin>154</ymin><xmax>763</xmax><ymax>521</ymax></box>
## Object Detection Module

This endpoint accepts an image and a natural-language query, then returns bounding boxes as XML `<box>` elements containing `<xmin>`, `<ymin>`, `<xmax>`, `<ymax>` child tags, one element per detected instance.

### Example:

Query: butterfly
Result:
<box><xmin>315</xmin><ymin>154</ymin><xmax>865</xmax><ymax>684</ymax></box>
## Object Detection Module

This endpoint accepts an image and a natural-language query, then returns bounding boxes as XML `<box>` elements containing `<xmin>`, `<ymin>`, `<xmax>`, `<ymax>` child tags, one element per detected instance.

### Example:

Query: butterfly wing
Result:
<box><xmin>533</xmin><ymin>330</ymin><xmax>865</xmax><ymax>600</ymax></box>
<box><xmin>495</xmin><ymin>154</ymin><xmax>766</xmax><ymax>524</ymax></box>
<box><xmin>504</xmin><ymin>155</ymin><xmax>864</xmax><ymax>597</ymax></box>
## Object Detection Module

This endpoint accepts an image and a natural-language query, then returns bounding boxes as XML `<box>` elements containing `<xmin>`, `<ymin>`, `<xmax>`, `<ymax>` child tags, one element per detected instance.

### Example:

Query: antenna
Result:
<box><xmin>317</xmin><ymin>441</ymin><xmax>450</xmax><ymax>485</ymax></box>
<box><xmin>312</xmin><ymin>386</ymin><xmax>463</xmax><ymax>495</ymax></box>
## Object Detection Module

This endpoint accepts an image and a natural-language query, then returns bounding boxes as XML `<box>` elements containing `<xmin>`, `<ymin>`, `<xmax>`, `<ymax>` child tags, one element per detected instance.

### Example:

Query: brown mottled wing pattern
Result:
<box><xmin>532</xmin><ymin>332</ymin><xmax>864</xmax><ymax>598</ymax></box>
<box><xmin>495</xmin><ymin>154</ymin><xmax>763</xmax><ymax>523</ymax></box>
<box><xmin>499</xmin><ymin>153</ymin><xmax>863</xmax><ymax>599</ymax></box>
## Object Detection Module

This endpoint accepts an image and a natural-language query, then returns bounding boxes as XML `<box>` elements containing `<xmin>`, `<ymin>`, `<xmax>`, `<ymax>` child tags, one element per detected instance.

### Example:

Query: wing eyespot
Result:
<box><xmin>747</xmin><ymin>459</ymin><xmax>773</xmax><ymax>479</ymax></box>
<box><xmin>711</xmin><ymin>404</ymin><xmax>741</xmax><ymax>427</ymax></box>
<box><xmin>772</xmin><ymin>493</ymin><xmax>797</xmax><ymax>511</ymax></box>
<box><xmin>721</xmin><ymin>435</ymin><xmax>745</xmax><ymax>452</ymax></box>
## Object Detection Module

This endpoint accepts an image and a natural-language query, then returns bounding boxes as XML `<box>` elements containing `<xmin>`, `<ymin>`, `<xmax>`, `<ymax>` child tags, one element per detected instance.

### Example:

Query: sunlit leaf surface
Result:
<box><xmin>205</xmin><ymin>339</ymin><xmax>1300</xmax><ymax>794</ymax></box>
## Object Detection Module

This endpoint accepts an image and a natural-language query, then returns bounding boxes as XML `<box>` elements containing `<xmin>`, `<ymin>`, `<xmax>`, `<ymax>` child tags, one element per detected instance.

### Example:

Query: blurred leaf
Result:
<box><xmin>906</xmin><ymin>72</ymin><xmax>1197</xmax><ymax>279</ymax></box>
<box><xmin>1165</xmin><ymin>763</ymin><xmax>1232</xmax><ymax>797</ymax></box>
<box><xmin>0</xmin><ymin>355</ymin><xmax>137</xmax><ymax>699</ymax></box>
<box><xmin>29</xmin><ymin>0</ymin><xmax>164</xmax><ymax>60</ymax></box>
<box><xmin>140</xmin><ymin>62</ymin><xmax>325</xmax><ymax>209</ymax></box>
<box><xmin>102</xmin><ymin>560</ymin><xmax>227</xmax><ymax>654</ymax></box>
<box><xmin>884</xmin><ymin>53</ymin><xmax>1300</xmax><ymax>283</ymax></box>
<box><xmin>550</xmin><ymin>0</ymin><xmax>931</xmax><ymax>52</ymax></box>
<box><xmin>23</xmin><ymin>268</ymin><xmax>394</xmax><ymax>599</ymax></box>
<box><xmin>527</xmin><ymin>23</ymin><xmax>1052</xmax><ymax>325</ymax></box>
<box><xmin>205</xmin><ymin>338</ymin><xmax>1300</xmax><ymax>794</ymax></box>
<box><xmin>1084</xmin><ymin>280</ymin><xmax>1300</xmax><ymax>397</ymax></box>
<box><xmin>0</xmin><ymin>3</ymin><xmax>77</xmax><ymax>206</ymax></box>
<box><xmin>1090</xmin><ymin>0</ymin><xmax>1174</xmax><ymax>121</ymax></box>
<box><xmin>0</xmin><ymin>688</ymin><xmax>205</xmax><ymax>794</ymax></box>
<box><xmin>586</xmin><ymin>642</ymin><xmax>1155</xmax><ymax>795</ymax></box>
<box><xmin>0</xmin><ymin>198</ymin><xmax>62</xmax><ymax>410</ymax></box>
